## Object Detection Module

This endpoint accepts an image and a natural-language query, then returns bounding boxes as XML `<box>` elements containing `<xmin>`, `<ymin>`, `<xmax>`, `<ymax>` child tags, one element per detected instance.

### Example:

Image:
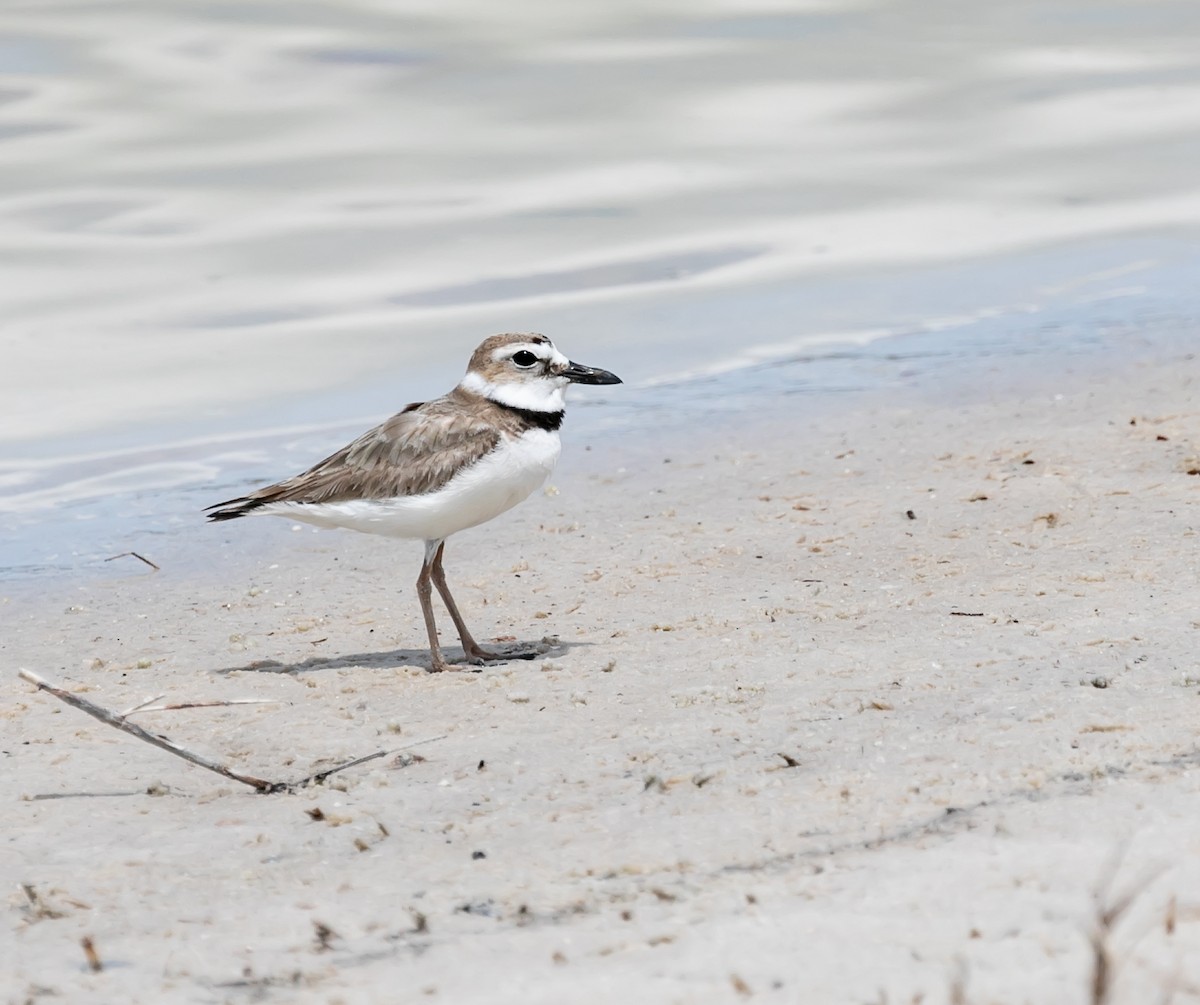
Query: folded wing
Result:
<box><xmin>205</xmin><ymin>399</ymin><xmax>502</xmax><ymax>521</ymax></box>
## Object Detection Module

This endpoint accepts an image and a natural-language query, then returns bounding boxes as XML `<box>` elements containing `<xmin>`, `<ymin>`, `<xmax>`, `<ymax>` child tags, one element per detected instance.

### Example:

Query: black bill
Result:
<box><xmin>562</xmin><ymin>360</ymin><xmax>622</xmax><ymax>385</ymax></box>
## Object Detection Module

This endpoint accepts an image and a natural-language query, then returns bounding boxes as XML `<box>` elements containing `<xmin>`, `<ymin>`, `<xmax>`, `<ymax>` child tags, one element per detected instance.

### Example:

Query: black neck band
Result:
<box><xmin>496</xmin><ymin>402</ymin><xmax>564</xmax><ymax>431</ymax></box>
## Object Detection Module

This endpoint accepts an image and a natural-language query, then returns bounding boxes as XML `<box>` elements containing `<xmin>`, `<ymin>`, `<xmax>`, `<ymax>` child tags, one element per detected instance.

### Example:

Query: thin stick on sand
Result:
<box><xmin>119</xmin><ymin>693</ymin><xmax>167</xmax><ymax>716</ymax></box>
<box><xmin>17</xmin><ymin>669</ymin><xmax>396</xmax><ymax>795</ymax></box>
<box><xmin>103</xmin><ymin>551</ymin><xmax>160</xmax><ymax>571</ymax></box>
<box><xmin>124</xmin><ymin>698</ymin><xmax>281</xmax><ymax>715</ymax></box>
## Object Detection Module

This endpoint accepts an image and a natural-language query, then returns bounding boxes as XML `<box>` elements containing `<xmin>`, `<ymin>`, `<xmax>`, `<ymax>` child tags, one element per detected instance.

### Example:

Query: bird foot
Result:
<box><xmin>427</xmin><ymin>644</ymin><xmax>545</xmax><ymax>672</ymax></box>
<box><xmin>464</xmin><ymin>646</ymin><xmax>504</xmax><ymax>663</ymax></box>
<box><xmin>427</xmin><ymin>658</ymin><xmax>483</xmax><ymax>674</ymax></box>
<box><xmin>466</xmin><ymin>645</ymin><xmax>541</xmax><ymax>665</ymax></box>
<box><xmin>499</xmin><ymin>648</ymin><xmax>541</xmax><ymax>662</ymax></box>
<box><xmin>463</xmin><ymin>647</ymin><xmax>535</xmax><ymax>666</ymax></box>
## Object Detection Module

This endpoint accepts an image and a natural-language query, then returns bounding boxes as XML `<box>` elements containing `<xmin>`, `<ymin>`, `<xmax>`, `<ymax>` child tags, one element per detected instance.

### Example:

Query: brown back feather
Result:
<box><xmin>233</xmin><ymin>392</ymin><xmax>504</xmax><ymax>510</ymax></box>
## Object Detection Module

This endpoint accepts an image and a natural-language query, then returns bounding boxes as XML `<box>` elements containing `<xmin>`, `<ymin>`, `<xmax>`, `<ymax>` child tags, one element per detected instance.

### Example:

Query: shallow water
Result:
<box><xmin>2</xmin><ymin>0</ymin><xmax>1199</xmax><ymax>581</ymax></box>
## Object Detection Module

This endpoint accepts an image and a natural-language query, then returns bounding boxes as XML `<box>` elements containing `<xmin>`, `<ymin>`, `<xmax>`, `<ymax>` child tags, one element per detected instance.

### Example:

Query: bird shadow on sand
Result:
<box><xmin>210</xmin><ymin>638</ymin><xmax>588</xmax><ymax>677</ymax></box>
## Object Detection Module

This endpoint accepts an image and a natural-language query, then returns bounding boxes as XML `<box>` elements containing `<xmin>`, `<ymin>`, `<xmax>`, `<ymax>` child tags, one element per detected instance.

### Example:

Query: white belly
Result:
<box><xmin>259</xmin><ymin>429</ymin><xmax>561</xmax><ymax>542</ymax></box>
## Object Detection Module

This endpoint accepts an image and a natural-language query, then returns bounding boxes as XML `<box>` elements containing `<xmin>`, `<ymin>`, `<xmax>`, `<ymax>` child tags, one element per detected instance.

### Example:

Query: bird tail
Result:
<box><xmin>204</xmin><ymin>497</ymin><xmax>264</xmax><ymax>522</ymax></box>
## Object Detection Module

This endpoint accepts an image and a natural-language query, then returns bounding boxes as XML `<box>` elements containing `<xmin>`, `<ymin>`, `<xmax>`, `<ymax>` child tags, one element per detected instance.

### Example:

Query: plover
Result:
<box><xmin>206</xmin><ymin>333</ymin><xmax>621</xmax><ymax>672</ymax></box>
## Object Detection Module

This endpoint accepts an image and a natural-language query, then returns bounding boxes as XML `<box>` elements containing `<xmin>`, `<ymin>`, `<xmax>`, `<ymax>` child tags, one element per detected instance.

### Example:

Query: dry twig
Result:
<box><xmin>20</xmin><ymin>884</ymin><xmax>67</xmax><ymax>922</ymax></box>
<box><xmin>1088</xmin><ymin>847</ymin><xmax>1168</xmax><ymax>1005</ymax></box>
<box><xmin>103</xmin><ymin>551</ymin><xmax>160</xmax><ymax>571</ymax></box>
<box><xmin>17</xmin><ymin>669</ymin><xmax>389</xmax><ymax>795</ymax></box>
<box><xmin>81</xmin><ymin>936</ymin><xmax>103</xmax><ymax>973</ymax></box>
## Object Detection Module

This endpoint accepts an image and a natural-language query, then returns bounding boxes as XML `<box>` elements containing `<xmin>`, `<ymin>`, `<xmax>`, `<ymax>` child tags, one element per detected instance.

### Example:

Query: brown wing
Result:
<box><xmin>206</xmin><ymin>396</ymin><xmax>500</xmax><ymax>520</ymax></box>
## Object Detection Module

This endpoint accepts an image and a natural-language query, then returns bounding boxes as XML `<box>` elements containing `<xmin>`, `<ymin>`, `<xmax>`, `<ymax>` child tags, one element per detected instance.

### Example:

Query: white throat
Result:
<box><xmin>460</xmin><ymin>371</ymin><xmax>567</xmax><ymax>412</ymax></box>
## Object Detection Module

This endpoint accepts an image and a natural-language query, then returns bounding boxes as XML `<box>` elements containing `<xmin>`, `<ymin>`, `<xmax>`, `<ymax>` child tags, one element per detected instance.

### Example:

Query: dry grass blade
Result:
<box><xmin>119</xmin><ymin>693</ymin><xmax>167</xmax><ymax>716</ymax></box>
<box><xmin>294</xmin><ymin>750</ymin><xmax>387</xmax><ymax>788</ymax></box>
<box><xmin>124</xmin><ymin>698</ymin><xmax>281</xmax><ymax>715</ymax></box>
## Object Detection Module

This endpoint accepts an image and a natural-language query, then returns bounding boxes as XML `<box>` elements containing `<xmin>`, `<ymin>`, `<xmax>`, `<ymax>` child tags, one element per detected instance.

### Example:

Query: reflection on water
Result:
<box><xmin>392</xmin><ymin>245</ymin><xmax>768</xmax><ymax>307</ymax></box>
<box><xmin>1</xmin><ymin>0</ymin><xmax>1199</xmax><ymax>579</ymax></box>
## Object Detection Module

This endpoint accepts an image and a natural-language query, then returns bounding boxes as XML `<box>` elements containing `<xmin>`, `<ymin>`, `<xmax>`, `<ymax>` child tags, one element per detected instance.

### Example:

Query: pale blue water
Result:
<box><xmin>5</xmin><ymin>229</ymin><xmax>1198</xmax><ymax>585</ymax></box>
<box><xmin>2</xmin><ymin>0</ymin><xmax>1199</xmax><ymax>584</ymax></box>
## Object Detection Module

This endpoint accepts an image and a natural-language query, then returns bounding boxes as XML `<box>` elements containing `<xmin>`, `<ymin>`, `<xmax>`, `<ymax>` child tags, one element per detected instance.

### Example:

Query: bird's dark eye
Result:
<box><xmin>512</xmin><ymin>350</ymin><xmax>538</xmax><ymax>368</ymax></box>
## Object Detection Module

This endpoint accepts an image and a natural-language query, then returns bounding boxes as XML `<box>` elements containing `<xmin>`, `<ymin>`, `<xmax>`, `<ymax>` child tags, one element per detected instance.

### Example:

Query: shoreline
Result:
<box><xmin>6</xmin><ymin>313</ymin><xmax>1200</xmax><ymax>1001</ymax></box>
<box><xmin>4</xmin><ymin>226</ymin><xmax>1200</xmax><ymax>590</ymax></box>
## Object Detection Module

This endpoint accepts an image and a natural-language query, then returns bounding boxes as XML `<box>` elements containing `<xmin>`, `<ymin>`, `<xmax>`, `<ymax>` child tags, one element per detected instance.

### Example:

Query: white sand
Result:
<box><xmin>7</xmin><ymin>338</ymin><xmax>1200</xmax><ymax>1003</ymax></box>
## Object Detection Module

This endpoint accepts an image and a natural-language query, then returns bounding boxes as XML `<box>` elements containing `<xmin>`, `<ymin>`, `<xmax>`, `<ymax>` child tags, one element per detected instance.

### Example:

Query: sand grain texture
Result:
<box><xmin>6</xmin><ymin>349</ymin><xmax>1200</xmax><ymax>1004</ymax></box>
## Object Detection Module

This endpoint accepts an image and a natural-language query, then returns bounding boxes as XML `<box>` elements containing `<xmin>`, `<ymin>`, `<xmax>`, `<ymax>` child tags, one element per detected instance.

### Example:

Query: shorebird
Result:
<box><xmin>206</xmin><ymin>333</ymin><xmax>621</xmax><ymax>672</ymax></box>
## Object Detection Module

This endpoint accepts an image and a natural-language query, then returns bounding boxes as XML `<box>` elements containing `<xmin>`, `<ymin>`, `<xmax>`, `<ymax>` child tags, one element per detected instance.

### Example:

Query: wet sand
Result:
<box><xmin>7</xmin><ymin>332</ymin><xmax>1200</xmax><ymax>1003</ymax></box>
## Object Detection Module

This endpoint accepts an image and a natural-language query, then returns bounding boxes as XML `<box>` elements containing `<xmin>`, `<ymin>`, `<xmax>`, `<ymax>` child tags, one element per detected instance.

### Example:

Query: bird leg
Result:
<box><xmin>428</xmin><ymin>541</ymin><xmax>508</xmax><ymax>663</ymax></box>
<box><xmin>416</xmin><ymin>540</ymin><xmax>455</xmax><ymax>672</ymax></box>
